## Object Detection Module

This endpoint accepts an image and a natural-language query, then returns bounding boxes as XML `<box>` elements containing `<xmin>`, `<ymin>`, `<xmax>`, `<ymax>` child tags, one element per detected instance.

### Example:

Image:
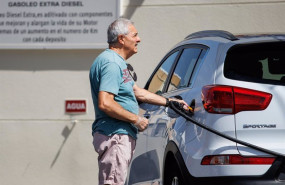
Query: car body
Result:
<box><xmin>126</xmin><ymin>30</ymin><xmax>285</xmax><ymax>185</ymax></box>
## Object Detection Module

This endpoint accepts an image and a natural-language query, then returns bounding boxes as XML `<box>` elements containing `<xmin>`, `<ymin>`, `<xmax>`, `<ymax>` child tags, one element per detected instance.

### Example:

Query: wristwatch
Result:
<box><xmin>165</xmin><ymin>98</ymin><xmax>170</xmax><ymax>107</ymax></box>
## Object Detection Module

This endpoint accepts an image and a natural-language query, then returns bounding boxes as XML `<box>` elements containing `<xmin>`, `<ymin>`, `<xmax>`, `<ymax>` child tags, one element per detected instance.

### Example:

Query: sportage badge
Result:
<box><xmin>243</xmin><ymin>124</ymin><xmax>276</xmax><ymax>129</ymax></box>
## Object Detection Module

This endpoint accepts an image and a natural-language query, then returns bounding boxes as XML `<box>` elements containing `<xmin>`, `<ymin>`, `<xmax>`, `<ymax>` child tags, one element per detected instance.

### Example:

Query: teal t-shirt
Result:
<box><xmin>89</xmin><ymin>49</ymin><xmax>139</xmax><ymax>139</ymax></box>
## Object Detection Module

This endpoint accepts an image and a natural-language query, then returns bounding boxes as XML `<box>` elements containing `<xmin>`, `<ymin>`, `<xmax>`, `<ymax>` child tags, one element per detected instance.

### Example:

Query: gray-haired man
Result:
<box><xmin>89</xmin><ymin>18</ymin><xmax>188</xmax><ymax>185</ymax></box>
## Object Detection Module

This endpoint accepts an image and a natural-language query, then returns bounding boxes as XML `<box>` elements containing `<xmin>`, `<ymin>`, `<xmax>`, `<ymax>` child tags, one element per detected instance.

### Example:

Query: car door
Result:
<box><xmin>160</xmin><ymin>46</ymin><xmax>208</xmax><ymax>160</ymax></box>
<box><xmin>141</xmin><ymin>45</ymin><xmax>208</xmax><ymax>184</ymax></box>
<box><xmin>127</xmin><ymin>50</ymin><xmax>180</xmax><ymax>185</ymax></box>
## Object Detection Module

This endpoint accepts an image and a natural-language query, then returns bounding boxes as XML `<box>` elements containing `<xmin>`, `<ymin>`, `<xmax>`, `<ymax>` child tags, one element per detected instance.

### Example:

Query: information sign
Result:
<box><xmin>0</xmin><ymin>0</ymin><xmax>120</xmax><ymax>49</ymax></box>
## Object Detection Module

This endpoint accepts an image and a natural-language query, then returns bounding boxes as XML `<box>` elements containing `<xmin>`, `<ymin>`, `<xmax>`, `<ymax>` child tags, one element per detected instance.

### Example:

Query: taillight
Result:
<box><xmin>201</xmin><ymin>85</ymin><xmax>272</xmax><ymax>114</ymax></box>
<box><xmin>201</xmin><ymin>155</ymin><xmax>275</xmax><ymax>165</ymax></box>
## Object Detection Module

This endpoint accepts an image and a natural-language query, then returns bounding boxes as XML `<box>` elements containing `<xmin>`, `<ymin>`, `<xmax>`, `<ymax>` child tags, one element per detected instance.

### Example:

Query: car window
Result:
<box><xmin>224</xmin><ymin>42</ymin><xmax>285</xmax><ymax>85</ymax></box>
<box><xmin>167</xmin><ymin>48</ymin><xmax>201</xmax><ymax>92</ymax></box>
<box><xmin>148</xmin><ymin>51</ymin><xmax>179</xmax><ymax>94</ymax></box>
<box><xmin>188</xmin><ymin>49</ymin><xmax>207</xmax><ymax>86</ymax></box>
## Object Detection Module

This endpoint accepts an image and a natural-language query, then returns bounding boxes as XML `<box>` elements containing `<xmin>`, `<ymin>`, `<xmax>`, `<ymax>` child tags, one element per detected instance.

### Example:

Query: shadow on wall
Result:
<box><xmin>0</xmin><ymin>49</ymin><xmax>104</xmax><ymax>71</ymax></box>
<box><xmin>123</xmin><ymin>0</ymin><xmax>145</xmax><ymax>19</ymax></box>
<box><xmin>50</xmin><ymin>120</ymin><xmax>76</xmax><ymax>168</ymax></box>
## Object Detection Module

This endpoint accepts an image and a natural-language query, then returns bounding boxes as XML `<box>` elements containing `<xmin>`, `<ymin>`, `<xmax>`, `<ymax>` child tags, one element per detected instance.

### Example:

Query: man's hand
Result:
<box><xmin>169</xmin><ymin>99</ymin><xmax>191</xmax><ymax>112</ymax></box>
<box><xmin>134</xmin><ymin>116</ymin><xmax>149</xmax><ymax>132</ymax></box>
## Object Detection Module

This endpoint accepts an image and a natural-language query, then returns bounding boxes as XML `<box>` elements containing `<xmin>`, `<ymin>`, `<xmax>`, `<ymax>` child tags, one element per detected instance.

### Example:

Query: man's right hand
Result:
<box><xmin>134</xmin><ymin>116</ymin><xmax>149</xmax><ymax>132</ymax></box>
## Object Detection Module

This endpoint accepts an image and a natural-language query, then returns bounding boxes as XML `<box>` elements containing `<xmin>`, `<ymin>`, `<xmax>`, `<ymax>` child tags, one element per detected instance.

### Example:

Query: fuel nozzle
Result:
<box><xmin>170</xmin><ymin>101</ymin><xmax>194</xmax><ymax>115</ymax></box>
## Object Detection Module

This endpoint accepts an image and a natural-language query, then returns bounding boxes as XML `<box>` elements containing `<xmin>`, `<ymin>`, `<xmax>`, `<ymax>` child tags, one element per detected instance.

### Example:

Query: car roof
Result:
<box><xmin>176</xmin><ymin>30</ymin><xmax>285</xmax><ymax>47</ymax></box>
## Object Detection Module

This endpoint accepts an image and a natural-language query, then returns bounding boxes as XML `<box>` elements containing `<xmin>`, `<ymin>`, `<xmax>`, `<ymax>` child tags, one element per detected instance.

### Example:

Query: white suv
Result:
<box><xmin>126</xmin><ymin>30</ymin><xmax>285</xmax><ymax>185</ymax></box>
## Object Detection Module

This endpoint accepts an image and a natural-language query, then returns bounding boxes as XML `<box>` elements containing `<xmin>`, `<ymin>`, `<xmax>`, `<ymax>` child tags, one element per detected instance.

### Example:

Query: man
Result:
<box><xmin>89</xmin><ymin>18</ymin><xmax>187</xmax><ymax>185</ymax></box>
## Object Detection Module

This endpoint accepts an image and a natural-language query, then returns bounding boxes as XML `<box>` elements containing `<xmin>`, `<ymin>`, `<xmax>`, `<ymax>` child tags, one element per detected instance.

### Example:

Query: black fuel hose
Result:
<box><xmin>169</xmin><ymin>101</ymin><xmax>285</xmax><ymax>158</ymax></box>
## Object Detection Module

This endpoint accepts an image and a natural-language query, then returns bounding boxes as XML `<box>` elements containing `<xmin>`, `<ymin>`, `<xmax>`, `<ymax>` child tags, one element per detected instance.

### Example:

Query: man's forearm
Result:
<box><xmin>98</xmin><ymin>91</ymin><xmax>149</xmax><ymax>131</ymax></box>
<box><xmin>103</xmin><ymin>101</ymin><xmax>138</xmax><ymax>123</ymax></box>
<box><xmin>133</xmin><ymin>84</ymin><xmax>189</xmax><ymax>109</ymax></box>
<box><xmin>98</xmin><ymin>91</ymin><xmax>138</xmax><ymax>124</ymax></box>
<box><xmin>134</xmin><ymin>85</ymin><xmax>167</xmax><ymax>106</ymax></box>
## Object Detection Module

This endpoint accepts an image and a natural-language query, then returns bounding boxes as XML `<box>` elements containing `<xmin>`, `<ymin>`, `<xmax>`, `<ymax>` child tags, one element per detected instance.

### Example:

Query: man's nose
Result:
<box><xmin>137</xmin><ymin>36</ymin><xmax>141</xmax><ymax>42</ymax></box>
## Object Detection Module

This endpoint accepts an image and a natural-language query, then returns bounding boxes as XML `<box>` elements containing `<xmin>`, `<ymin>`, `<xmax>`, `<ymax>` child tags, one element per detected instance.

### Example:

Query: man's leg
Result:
<box><xmin>93</xmin><ymin>133</ymin><xmax>136</xmax><ymax>185</ymax></box>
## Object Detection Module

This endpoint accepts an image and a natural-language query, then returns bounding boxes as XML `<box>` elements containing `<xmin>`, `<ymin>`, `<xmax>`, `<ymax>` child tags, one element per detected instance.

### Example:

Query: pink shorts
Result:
<box><xmin>93</xmin><ymin>132</ymin><xmax>136</xmax><ymax>185</ymax></box>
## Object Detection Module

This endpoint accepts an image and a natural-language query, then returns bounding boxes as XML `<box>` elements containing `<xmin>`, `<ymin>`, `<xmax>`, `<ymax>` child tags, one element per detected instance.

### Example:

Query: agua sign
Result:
<box><xmin>65</xmin><ymin>100</ymin><xmax>87</xmax><ymax>114</ymax></box>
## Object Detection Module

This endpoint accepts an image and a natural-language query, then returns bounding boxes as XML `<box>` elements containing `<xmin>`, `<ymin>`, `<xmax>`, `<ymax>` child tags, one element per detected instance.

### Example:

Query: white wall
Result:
<box><xmin>1</xmin><ymin>0</ymin><xmax>285</xmax><ymax>185</ymax></box>
<box><xmin>0</xmin><ymin>50</ymin><xmax>100</xmax><ymax>185</ymax></box>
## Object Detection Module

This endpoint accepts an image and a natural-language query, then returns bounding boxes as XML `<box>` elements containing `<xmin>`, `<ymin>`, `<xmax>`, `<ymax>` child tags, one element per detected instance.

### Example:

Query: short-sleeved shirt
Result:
<box><xmin>89</xmin><ymin>49</ymin><xmax>139</xmax><ymax>139</ymax></box>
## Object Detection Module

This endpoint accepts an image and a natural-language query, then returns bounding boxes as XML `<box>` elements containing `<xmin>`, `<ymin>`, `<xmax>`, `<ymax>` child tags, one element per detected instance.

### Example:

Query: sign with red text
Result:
<box><xmin>65</xmin><ymin>100</ymin><xmax>87</xmax><ymax>114</ymax></box>
<box><xmin>0</xmin><ymin>0</ymin><xmax>120</xmax><ymax>49</ymax></box>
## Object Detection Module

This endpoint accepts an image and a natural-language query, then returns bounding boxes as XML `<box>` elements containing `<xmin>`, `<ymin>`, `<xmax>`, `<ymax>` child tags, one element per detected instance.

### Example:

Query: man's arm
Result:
<box><xmin>133</xmin><ymin>84</ymin><xmax>189</xmax><ymax>107</ymax></box>
<box><xmin>133</xmin><ymin>84</ymin><xmax>167</xmax><ymax>106</ymax></box>
<box><xmin>98</xmin><ymin>91</ymin><xmax>148</xmax><ymax>131</ymax></box>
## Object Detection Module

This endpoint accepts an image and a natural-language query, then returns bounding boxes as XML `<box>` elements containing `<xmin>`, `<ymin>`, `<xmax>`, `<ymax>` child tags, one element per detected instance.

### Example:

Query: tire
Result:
<box><xmin>164</xmin><ymin>158</ymin><xmax>185</xmax><ymax>185</ymax></box>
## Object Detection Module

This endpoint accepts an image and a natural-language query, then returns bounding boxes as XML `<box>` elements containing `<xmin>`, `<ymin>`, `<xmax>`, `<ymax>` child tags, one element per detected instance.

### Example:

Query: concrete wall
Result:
<box><xmin>0</xmin><ymin>50</ymin><xmax>100</xmax><ymax>185</ymax></box>
<box><xmin>1</xmin><ymin>0</ymin><xmax>285</xmax><ymax>185</ymax></box>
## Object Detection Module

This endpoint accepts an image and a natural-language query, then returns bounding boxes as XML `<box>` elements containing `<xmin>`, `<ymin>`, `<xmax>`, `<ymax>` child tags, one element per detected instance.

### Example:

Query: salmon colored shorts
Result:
<box><xmin>93</xmin><ymin>132</ymin><xmax>136</xmax><ymax>185</ymax></box>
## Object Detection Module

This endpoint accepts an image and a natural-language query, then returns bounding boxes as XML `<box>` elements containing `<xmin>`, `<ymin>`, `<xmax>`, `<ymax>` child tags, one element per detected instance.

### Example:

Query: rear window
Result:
<box><xmin>224</xmin><ymin>42</ymin><xmax>285</xmax><ymax>85</ymax></box>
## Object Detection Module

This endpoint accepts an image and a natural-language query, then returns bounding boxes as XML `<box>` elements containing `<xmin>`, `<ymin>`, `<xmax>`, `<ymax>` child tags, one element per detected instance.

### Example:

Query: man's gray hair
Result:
<box><xmin>107</xmin><ymin>18</ymin><xmax>134</xmax><ymax>44</ymax></box>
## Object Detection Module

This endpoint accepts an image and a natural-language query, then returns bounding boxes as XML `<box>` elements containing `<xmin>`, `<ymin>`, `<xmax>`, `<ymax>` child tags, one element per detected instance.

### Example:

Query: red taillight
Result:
<box><xmin>201</xmin><ymin>155</ymin><xmax>275</xmax><ymax>165</ymax></box>
<box><xmin>201</xmin><ymin>85</ymin><xmax>272</xmax><ymax>114</ymax></box>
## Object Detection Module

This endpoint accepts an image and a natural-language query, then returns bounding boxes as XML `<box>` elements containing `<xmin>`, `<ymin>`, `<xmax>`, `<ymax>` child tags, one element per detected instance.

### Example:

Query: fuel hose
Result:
<box><xmin>169</xmin><ymin>101</ymin><xmax>285</xmax><ymax>158</ymax></box>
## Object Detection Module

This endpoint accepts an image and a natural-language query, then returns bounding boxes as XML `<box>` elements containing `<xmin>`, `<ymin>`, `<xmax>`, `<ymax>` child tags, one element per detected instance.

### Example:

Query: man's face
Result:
<box><xmin>123</xmin><ymin>24</ymin><xmax>141</xmax><ymax>58</ymax></box>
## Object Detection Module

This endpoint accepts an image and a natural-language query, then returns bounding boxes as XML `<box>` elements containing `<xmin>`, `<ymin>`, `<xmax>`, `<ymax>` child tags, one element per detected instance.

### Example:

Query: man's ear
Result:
<box><xmin>117</xmin><ymin>35</ymin><xmax>125</xmax><ymax>45</ymax></box>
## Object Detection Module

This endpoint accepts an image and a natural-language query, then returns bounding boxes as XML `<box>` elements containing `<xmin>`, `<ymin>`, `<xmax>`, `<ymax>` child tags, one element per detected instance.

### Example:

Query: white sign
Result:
<box><xmin>0</xmin><ymin>0</ymin><xmax>120</xmax><ymax>49</ymax></box>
